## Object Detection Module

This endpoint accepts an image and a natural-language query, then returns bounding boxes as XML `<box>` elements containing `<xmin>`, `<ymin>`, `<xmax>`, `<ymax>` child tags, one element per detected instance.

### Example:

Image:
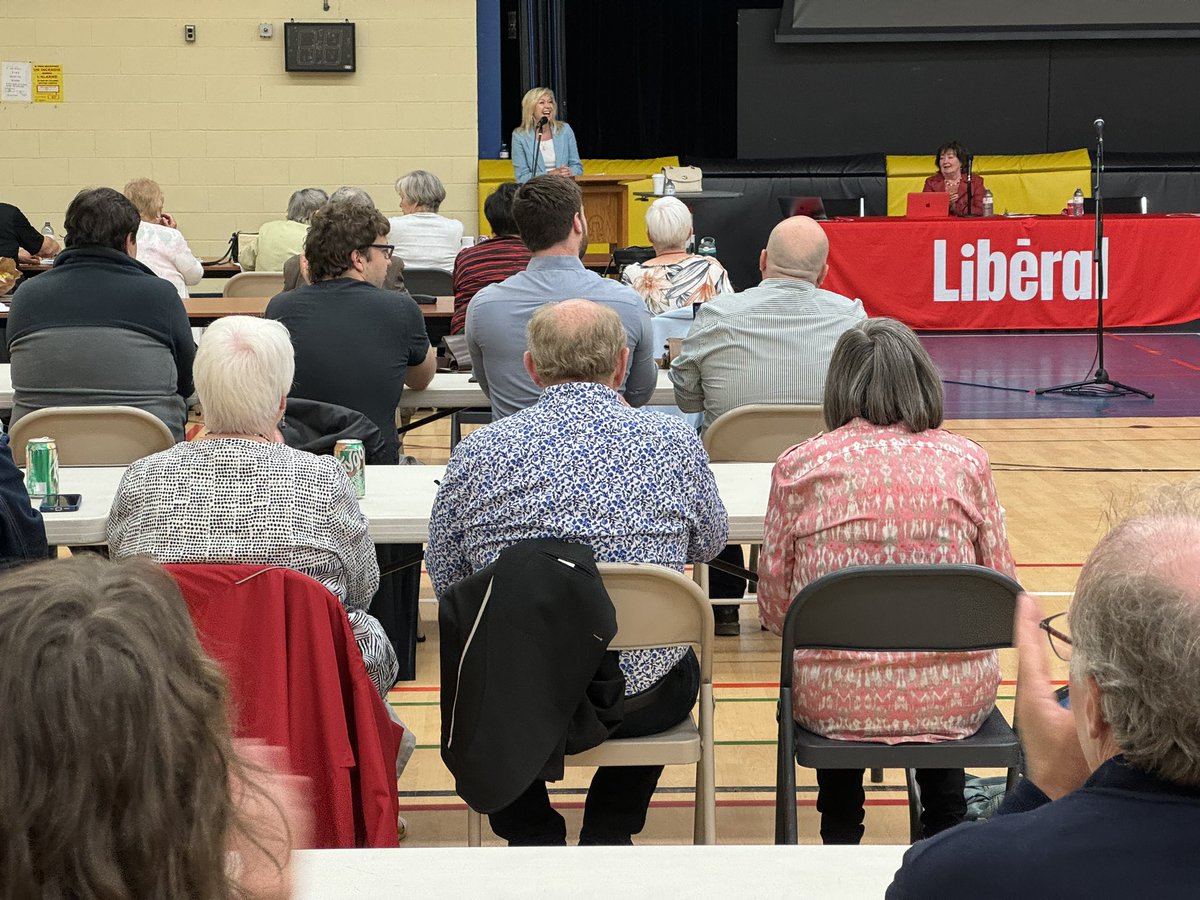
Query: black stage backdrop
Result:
<box><xmin>563</xmin><ymin>1</ymin><xmax>777</xmax><ymax>160</ymax></box>
<box><xmin>739</xmin><ymin>9</ymin><xmax>1200</xmax><ymax>157</ymax></box>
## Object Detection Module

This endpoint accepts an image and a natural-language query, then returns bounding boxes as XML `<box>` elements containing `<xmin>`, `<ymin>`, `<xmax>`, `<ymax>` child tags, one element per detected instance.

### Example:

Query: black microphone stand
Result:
<box><xmin>1036</xmin><ymin>121</ymin><xmax>1153</xmax><ymax>399</ymax></box>
<box><xmin>965</xmin><ymin>154</ymin><xmax>974</xmax><ymax>218</ymax></box>
<box><xmin>532</xmin><ymin>118</ymin><xmax>545</xmax><ymax>179</ymax></box>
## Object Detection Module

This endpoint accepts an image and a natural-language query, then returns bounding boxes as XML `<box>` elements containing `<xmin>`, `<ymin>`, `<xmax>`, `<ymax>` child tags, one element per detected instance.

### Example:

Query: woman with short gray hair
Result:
<box><xmin>388</xmin><ymin>169</ymin><xmax>464</xmax><ymax>273</ymax></box>
<box><xmin>106</xmin><ymin>315</ymin><xmax>398</xmax><ymax>698</ymax></box>
<box><xmin>621</xmin><ymin>196</ymin><xmax>732</xmax><ymax>315</ymax></box>
<box><xmin>248</xmin><ymin>187</ymin><xmax>328</xmax><ymax>272</ymax></box>
<box><xmin>758</xmin><ymin>316</ymin><xmax>1016</xmax><ymax>845</ymax></box>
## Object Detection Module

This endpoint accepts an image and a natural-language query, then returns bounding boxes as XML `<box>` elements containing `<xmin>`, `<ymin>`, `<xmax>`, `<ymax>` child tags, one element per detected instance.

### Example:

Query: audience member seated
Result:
<box><xmin>0</xmin><ymin>433</ymin><xmax>49</xmax><ymax>568</ymax></box>
<box><xmin>280</xmin><ymin>187</ymin><xmax>408</xmax><ymax>294</ymax></box>
<box><xmin>758</xmin><ymin>318</ymin><xmax>1017</xmax><ymax>845</ymax></box>
<box><xmin>266</xmin><ymin>200</ymin><xmax>434</xmax><ymax>464</ymax></box>
<box><xmin>450</xmin><ymin>182</ymin><xmax>530</xmax><ymax>334</ymax></box>
<box><xmin>670</xmin><ymin>214</ymin><xmax>865</xmax><ymax>635</ymax></box>
<box><xmin>621</xmin><ymin>196</ymin><xmax>733</xmax><ymax>315</ymax></box>
<box><xmin>388</xmin><ymin>170</ymin><xmax>464</xmax><ymax>273</ymax></box>
<box><xmin>466</xmin><ymin>176</ymin><xmax>656</xmax><ymax>419</ymax></box>
<box><xmin>7</xmin><ymin>187</ymin><xmax>195</xmax><ymax>441</ymax></box>
<box><xmin>124</xmin><ymin>177</ymin><xmax>203</xmax><ymax>298</ymax></box>
<box><xmin>670</xmin><ymin>214</ymin><xmax>865</xmax><ymax>432</ymax></box>
<box><xmin>922</xmin><ymin>140</ymin><xmax>985</xmax><ymax>218</ymax></box>
<box><xmin>889</xmin><ymin>482</ymin><xmax>1200</xmax><ymax>898</ymax></box>
<box><xmin>243</xmin><ymin>187</ymin><xmax>327</xmax><ymax>272</ymax></box>
<box><xmin>0</xmin><ymin>555</ymin><xmax>305</xmax><ymax>898</ymax></box>
<box><xmin>1</xmin><ymin>199</ymin><xmax>59</xmax><ymax>261</ymax></box>
<box><xmin>105</xmin><ymin>315</ymin><xmax>398</xmax><ymax>698</ymax></box>
<box><xmin>427</xmin><ymin>300</ymin><xmax>728</xmax><ymax>845</ymax></box>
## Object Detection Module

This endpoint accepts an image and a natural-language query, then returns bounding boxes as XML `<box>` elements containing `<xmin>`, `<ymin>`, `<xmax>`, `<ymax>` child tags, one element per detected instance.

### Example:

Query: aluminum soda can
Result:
<box><xmin>25</xmin><ymin>437</ymin><xmax>60</xmax><ymax>499</ymax></box>
<box><xmin>334</xmin><ymin>439</ymin><xmax>366</xmax><ymax>499</ymax></box>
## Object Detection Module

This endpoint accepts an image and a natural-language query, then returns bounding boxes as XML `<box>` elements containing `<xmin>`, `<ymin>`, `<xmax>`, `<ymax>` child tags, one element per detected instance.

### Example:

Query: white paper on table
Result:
<box><xmin>2</xmin><ymin>61</ymin><xmax>32</xmax><ymax>102</ymax></box>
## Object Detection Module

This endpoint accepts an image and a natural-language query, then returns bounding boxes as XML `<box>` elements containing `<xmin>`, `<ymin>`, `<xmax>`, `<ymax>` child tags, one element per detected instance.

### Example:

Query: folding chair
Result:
<box><xmin>9</xmin><ymin>405</ymin><xmax>174</xmax><ymax>466</ymax></box>
<box><xmin>467</xmin><ymin>562</ymin><xmax>717</xmax><ymax>845</ymax></box>
<box><xmin>403</xmin><ymin>267</ymin><xmax>453</xmax><ymax>296</ymax></box>
<box><xmin>775</xmin><ymin>564</ymin><xmax>1022</xmax><ymax>844</ymax></box>
<box><xmin>702</xmin><ymin>404</ymin><xmax>825</xmax><ymax>463</ymax></box>
<box><xmin>223</xmin><ymin>270</ymin><xmax>285</xmax><ymax>297</ymax></box>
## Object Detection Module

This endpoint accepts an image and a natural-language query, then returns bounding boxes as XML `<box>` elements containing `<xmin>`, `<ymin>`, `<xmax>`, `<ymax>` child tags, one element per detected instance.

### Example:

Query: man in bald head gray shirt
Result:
<box><xmin>669</xmin><ymin>215</ymin><xmax>866</xmax><ymax>432</ymax></box>
<box><xmin>670</xmin><ymin>215</ymin><xmax>865</xmax><ymax>634</ymax></box>
<box><xmin>466</xmin><ymin>176</ymin><xmax>655</xmax><ymax>420</ymax></box>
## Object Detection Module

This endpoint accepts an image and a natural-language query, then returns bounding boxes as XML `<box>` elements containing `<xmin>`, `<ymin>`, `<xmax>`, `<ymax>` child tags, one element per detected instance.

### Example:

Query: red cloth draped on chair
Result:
<box><xmin>166</xmin><ymin>563</ymin><xmax>402</xmax><ymax>848</ymax></box>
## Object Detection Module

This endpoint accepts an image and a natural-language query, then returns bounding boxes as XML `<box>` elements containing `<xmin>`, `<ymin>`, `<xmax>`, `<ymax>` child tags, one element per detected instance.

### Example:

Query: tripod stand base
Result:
<box><xmin>1036</xmin><ymin>369</ymin><xmax>1154</xmax><ymax>399</ymax></box>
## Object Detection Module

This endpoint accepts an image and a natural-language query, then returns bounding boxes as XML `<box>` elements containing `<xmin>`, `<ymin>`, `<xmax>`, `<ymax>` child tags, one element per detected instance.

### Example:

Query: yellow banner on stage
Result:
<box><xmin>886</xmin><ymin>149</ymin><xmax>1092</xmax><ymax>216</ymax></box>
<box><xmin>478</xmin><ymin>157</ymin><xmax>680</xmax><ymax>250</ymax></box>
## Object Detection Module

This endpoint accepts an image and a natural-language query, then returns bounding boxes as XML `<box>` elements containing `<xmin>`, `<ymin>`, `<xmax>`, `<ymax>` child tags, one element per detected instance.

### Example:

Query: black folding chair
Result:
<box><xmin>775</xmin><ymin>564</ymin><xmax>1023</xmax><ymax>844</ymax></box>
<box><xmin>403</xmin><ymin>267</ymin><xmax>453</xmax><ymax>296</ymax></box>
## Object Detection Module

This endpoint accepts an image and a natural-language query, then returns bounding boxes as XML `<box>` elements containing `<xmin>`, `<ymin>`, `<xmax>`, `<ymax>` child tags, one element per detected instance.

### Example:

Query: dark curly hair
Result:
<box><xmin>64</xmin><ymin>187</ymin><xmax>141</xmax><ymax>251</ymax></box>
<box><xmin>304</xmin><ymin>200</ymin><xmax>390</xmax><ymax>282</ymax></box>
<box><xmin>0</xmin><ymin>556</ymin><xmax>284</xmax><ymax>899</ymax></box>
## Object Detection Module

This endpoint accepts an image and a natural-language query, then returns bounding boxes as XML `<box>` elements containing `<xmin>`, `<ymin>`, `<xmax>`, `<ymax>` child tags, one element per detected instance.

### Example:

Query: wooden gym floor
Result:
<box><xmin>394</xmin><ymin>331</ymin><xmax>1200</xmax><ymax>847</ymax></box>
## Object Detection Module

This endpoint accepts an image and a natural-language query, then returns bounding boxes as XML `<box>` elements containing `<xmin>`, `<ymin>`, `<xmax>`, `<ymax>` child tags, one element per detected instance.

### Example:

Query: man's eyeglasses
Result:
<box><xmin>1038</xmin><ymin>612</ymin><xmax>1072</xmax><ymax>661</ymax></box>
<box><xmin>361</xmin><ymin>243</ymin><xmax>395</xmax><ymax>260</ymax></box>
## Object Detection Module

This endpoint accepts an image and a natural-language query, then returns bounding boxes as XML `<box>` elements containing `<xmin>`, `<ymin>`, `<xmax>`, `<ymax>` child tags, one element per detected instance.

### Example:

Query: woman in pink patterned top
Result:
<box><xmin>758</xmin><ymin>317</ymin><xmax>1016</xmax><ymax>845</ymax></box>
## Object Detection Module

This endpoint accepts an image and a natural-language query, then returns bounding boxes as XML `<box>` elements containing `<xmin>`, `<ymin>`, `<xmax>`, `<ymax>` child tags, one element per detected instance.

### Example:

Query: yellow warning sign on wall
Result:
<box><xmin>32</xmin><ymin>64</ymin><xmax>62</xmax><ymax>102</ymax></box>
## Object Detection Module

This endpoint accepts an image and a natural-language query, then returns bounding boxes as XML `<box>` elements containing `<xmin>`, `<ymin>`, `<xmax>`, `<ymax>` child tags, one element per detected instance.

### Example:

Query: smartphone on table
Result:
<box><xmin>39</xmin><ymin>493</ymin><xmax>82</xmax><ymax>513</ymax></box>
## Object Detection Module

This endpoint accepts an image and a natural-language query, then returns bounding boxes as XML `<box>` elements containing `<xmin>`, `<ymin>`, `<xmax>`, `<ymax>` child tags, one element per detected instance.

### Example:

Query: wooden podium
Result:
<box><xmin>575</xmin><ymin>174</ymin><xmax>648</xmax><ymax>252</ymax></box>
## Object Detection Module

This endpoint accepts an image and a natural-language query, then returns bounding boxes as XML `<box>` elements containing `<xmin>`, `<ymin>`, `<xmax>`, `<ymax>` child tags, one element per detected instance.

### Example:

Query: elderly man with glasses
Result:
<box><xmin>888</xmin><ymin>483</ymin><xmax>1200</xmax><ymax>899</ymax></box>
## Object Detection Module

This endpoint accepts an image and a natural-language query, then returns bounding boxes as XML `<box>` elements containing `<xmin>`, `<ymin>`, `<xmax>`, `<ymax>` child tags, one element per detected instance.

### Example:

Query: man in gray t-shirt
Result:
<box><xmin>466</xmin><ymin>176</ymin><xmax>656</xmax><ymax>420</ymax></box>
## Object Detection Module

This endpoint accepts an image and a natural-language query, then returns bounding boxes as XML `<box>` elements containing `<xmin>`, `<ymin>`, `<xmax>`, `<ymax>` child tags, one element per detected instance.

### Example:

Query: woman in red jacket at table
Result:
<box><xmin>923</xmin><ymin>140</ymin><xmax>985</xmax><ymax>217</ymax></box>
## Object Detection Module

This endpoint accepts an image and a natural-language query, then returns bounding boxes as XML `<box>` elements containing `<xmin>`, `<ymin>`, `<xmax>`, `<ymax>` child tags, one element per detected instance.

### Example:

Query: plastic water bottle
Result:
<box><xmin>1071</xmin><ymin>188</ymin><xmax>1085</xmax><ymax>217</ymax></box>
<box><xmin>981</xmin><ymin>190</ymin><xmax>994</xmax><ymax>217</ymax></box>
<box><xmin>41</xmin><ymin>222</ymin><xmax>54</xmax><ymax>239</ymax></box>
<box><xmin>499</xmin><ymin>143</ymin><xmax>509</xmax><ymax>160</ymax></box>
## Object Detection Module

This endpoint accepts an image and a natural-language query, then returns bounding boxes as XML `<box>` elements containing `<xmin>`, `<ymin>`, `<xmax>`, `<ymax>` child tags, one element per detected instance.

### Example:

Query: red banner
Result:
<box><xmin>821</xmin><ymin>215</ymin><xmax>1200</xmax><ymax>330</ymax></box>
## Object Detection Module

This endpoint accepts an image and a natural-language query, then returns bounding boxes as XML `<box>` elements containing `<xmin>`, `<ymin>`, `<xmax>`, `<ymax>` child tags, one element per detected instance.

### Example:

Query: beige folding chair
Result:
<box><xmin>10</xmin><ymin>406</ymin><xmax>175</xmax><ymax>466</ymax></box>
<box><xmin>702</xmin><ymin>404</ymin><xmax>826</xmax><ymax>463</ymax></box>
<box><xmin>699</xmin><ymin>403</ymin><xmax>826</xmax><ymax>609</ymax></box>
<box><xmin>223</xmin><ymin>270</ymin><xmax>285</xmax><ymax>298</ymax></box>
<box><xmin>466</xmin><ymin>562</ymin><xmax>717</xmax><ymax>846</ymax></box>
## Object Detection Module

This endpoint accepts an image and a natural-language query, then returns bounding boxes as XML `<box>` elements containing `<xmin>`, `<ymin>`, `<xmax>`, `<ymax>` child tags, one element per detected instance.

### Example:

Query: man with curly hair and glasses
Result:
<box><xmin>266</xmin><ymin>199</ymin><xmax>435</xmax><ymax>465</ymax></box>
<box><xmin>888</xmin><ymin>483</ymin><xmax>1200</xmax><ymax>899</ymax></box>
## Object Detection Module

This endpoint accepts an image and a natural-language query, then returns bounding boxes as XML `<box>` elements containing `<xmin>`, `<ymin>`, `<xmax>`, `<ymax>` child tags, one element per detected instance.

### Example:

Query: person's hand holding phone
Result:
<box><xmin>1014</xmin><ymin>592</ymin><xmax>1092</xmax><ymax>800</ymax></box>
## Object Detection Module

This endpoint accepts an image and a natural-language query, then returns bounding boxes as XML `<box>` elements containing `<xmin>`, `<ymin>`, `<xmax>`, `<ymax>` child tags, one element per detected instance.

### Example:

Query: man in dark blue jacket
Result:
<box><xmin>888</xmin><ymin>485</ymin><xmax>1200</xmax><ymax>899</ymax></box>
<box><xmin>0</xmin><ymin>433</ymin><xmax>49</xmax><ymax>567</ymax></box>
<box><xmin>7</xmin><ymin>188</ymin><xmax>194</xmax><ymax>441</ymax></box>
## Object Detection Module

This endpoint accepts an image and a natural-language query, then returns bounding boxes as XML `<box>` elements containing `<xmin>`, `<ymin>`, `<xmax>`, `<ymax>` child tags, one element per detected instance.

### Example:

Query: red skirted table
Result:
<box><xmin>821</xmin><ymin>214</ymin><xmax>1200</xmax><ymax>329</ymax></box>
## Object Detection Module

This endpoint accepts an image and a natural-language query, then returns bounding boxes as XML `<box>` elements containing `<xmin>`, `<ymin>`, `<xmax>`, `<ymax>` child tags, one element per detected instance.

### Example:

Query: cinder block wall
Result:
<box><xmin>0</xmin><ymin>2</ymin><xmax>478</xmax><ymax>255</ymax></box>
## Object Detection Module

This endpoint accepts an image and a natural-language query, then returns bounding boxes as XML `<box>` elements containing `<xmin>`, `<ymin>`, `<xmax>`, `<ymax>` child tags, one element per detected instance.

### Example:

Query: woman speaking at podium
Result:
<box><xmin>923</xmin><ymin>140</ymin><xmax>985</xmax><ymax>217</ymax></box>
<box><xmin>511</xmin><ymin>87</ymin><xmax>583</xmax><ymax>184</ymax></box>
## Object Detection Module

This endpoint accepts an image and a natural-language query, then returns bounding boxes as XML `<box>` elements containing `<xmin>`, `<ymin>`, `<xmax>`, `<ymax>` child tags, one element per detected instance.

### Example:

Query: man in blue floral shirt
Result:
<box><xmin>427</xmin><ymin>299</ymin><xmax>728</xmax><ymax>846</ymax></box>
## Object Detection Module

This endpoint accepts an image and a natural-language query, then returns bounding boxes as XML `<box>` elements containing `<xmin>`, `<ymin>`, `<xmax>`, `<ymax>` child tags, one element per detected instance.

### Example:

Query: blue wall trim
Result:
<box><xmin>477</xmin><ymin>0</ymin><xmax>502</xmax><ymax>159</ymax></box>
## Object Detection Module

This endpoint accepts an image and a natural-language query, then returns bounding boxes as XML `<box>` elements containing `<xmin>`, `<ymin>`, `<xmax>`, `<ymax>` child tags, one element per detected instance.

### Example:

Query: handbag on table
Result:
<box><xmin>662</xmin><ymin>165</ymin><xmax>702</xmax><ymax>194</ymax></box>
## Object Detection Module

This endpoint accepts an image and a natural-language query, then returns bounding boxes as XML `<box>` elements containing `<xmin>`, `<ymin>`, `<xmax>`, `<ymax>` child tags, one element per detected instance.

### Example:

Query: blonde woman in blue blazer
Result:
<box><xmin>511</xmin><ymin>87</ymin><xmax>583</xmax><ymax>184</ymax></box>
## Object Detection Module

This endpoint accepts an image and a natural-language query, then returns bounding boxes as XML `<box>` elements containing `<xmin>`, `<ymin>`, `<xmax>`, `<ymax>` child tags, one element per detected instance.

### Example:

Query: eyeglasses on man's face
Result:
<box><xmin>362</xmin><ymin>243</ymin><xmax>395</xmax><ymax>260</ymax></box>
<box><xmin>1038</xmin><ymin>612</ymin><xmax>1072</xmax><ymax>662</ymax></box>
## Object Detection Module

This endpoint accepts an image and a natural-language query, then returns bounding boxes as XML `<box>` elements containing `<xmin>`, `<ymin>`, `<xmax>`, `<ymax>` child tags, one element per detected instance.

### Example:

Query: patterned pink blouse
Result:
<box><xmin>757</xmin><ymin>418</ymin><xmax>1016</xmax><ymax>744</ymax></box>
